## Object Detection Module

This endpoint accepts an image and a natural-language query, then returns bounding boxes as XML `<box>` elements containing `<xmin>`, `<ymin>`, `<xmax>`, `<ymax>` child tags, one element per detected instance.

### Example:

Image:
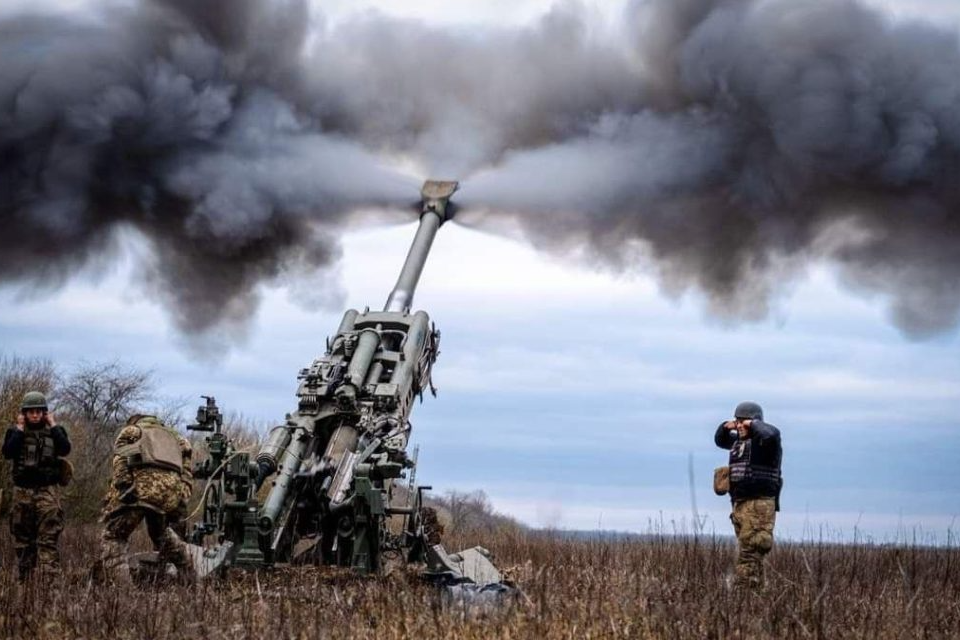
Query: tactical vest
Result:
<box><xmin>116</xmin><ymin>422</ymin><xmax>184</xmax><ymax>473</ymax></box>
<box><xmin>728</xmin><ymin>438</ymin><xmax>782</xmax><ymax>499</ymax></box>
<box><xmin>13</xmin><ymin>427</ymin><xmax>60</xmax><ymax>487</ymax></box>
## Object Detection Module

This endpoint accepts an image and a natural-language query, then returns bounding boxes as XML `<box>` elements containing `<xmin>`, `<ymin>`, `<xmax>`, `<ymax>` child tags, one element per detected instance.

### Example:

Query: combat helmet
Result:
<box><xmin>20</xmin><ymin>391</ymin><xmax>48</xmax><ymax>412</ymax></box>
<box><xmin>734</xmin><ymin>401</ymin><xmax>763</xmax><ymax>421</ymax></box>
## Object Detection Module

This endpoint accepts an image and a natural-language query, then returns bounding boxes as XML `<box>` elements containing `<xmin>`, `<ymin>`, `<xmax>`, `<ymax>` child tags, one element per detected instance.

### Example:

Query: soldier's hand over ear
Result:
<box><xmin>16</xmin><ymin>414</ymin><xmax>24</xmax><ymax>430</ymax></box>
<box><xmin>45</xmin><ymin>412</ymin><xmax>56</xmax><ymax>427</ymax></box>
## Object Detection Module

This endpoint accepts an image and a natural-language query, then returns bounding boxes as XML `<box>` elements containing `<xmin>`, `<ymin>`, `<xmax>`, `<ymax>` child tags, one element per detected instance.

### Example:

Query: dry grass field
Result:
<box><xmin>1</xmin><ymin>525</ymin><xmax>957</xmax><ymax>639</ymax></box>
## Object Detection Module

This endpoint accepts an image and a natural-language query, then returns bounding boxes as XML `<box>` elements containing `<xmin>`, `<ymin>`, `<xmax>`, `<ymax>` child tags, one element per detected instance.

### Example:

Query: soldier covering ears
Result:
<box><xmin>714</xmin><ymin>401</ymin><xmax>783</xmax><ymax>589</ymax></box>
<box><xmin>2</xmin><ymin>391</ymin><xmax>71</xmax><ymax>580</ymax></box>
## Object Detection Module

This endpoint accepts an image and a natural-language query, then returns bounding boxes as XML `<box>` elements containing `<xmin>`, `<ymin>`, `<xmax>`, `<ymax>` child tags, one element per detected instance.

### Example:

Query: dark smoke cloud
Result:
<box><xmin>3</xmin><ymin>0</ymin><xmax>960</xmax><ymax>339</ymax></box>
<box><xmin>458</xmin><ymin>0</ymin><xmax>960</xmax><ymax>336</ymax></box>
<box><xmin>305</xmin><ymin>3</ymin><xmax>646</xmax><ymax>175</ymax></box>
<box><xmin>0</xmin><ymin>1</ymin><xmax>414</xmax><ymax>337</ymax></box>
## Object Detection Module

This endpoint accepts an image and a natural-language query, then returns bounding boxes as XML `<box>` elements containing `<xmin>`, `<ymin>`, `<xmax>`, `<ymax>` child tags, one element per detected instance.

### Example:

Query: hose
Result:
<box><xmin>186</xmin><ymin>449</ymin><xmax>253</xmax><ymax>521</ymax></box>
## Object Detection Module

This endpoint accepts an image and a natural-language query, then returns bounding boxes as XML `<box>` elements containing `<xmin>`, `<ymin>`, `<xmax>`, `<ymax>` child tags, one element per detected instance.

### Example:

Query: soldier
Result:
<box><xmin>714</xmin><ymin>401</ymin><xmax>783</xmax><ymax>589</ymax></box>
<box><xmin>100</xmin><ymin>414</ymin><xmax>195</xmax><ymax>583</ymax></box>
<box><xmin>1</xmin><ymin>391</ymin><xmax>71</xmax><ymax>580</ymax></box>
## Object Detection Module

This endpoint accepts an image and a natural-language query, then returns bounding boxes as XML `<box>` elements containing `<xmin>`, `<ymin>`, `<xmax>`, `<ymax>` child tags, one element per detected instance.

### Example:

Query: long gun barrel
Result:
<box><xmin>336</xmin><ymin>181</ymin><xmax>456</xmax><ymax>395</ymax></box>
<box><xmin>384</xmin><ymin>180</ymin><xmax>458</xmax><ymax>313</ymax></box>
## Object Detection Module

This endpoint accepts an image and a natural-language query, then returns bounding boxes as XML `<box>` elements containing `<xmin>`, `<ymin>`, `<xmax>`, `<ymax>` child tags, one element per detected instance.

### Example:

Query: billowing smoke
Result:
<box><xmin>0</xmin><ymin>1</ymin><xmax>415</xmax><ymax>336</ymax></box>
<box><xmin>457</xmin><ymin>0</ymin><xmax>960</xmax><ymax>337</ymax></box>
<box><xmin>3</xmin><ymin>0</ymin><xmax>960</xmax><ymax>338</ymax></box>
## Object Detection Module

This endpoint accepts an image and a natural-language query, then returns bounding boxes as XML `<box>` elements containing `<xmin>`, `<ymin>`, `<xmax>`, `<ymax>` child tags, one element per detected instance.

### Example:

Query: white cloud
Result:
<box><xmin>864</xmin><ymin>0</ymin><xmax>960</xmax><ymax>25</ymax></box>
<box><xmin>316</xmin><ymin>0</ymin><xmax>566</xmax><ymax>27</ymax></box>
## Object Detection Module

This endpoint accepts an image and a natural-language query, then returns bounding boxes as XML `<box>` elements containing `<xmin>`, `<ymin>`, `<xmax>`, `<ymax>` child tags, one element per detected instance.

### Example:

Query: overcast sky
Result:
<box><xmin>1</xmin><ymin>0</ymin><xmax>958</xmax><ymax>542</ymax></box>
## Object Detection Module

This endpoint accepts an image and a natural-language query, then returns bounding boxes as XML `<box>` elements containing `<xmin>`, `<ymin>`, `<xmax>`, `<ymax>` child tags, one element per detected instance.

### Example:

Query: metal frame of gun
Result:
<box><xmin>184</xmin><ymin>181</ymin><xmax>515</xmax><ymax>596</ymax></box>
<box><xmin>185</xmin><ymin>182</ymin><xmax>448</xmax><ymax>569</ymax></box>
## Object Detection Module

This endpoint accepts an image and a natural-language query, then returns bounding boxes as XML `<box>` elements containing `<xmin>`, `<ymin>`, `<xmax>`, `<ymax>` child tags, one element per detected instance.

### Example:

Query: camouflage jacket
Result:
<box><xmin>104</xmin><ymin>416</ymin><xmax>192</xmax><ymax>516</ymax></box>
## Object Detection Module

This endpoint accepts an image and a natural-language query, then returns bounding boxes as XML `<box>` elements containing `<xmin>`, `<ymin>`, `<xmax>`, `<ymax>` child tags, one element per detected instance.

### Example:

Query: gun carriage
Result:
<box><xmin>186</xmin><ymin>181</ymin><xmax>505</xmax><ymax>589</ymax></box>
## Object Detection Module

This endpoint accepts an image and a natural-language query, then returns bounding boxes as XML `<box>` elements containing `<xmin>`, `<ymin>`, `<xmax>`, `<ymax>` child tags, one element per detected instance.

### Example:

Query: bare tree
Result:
<box><xmin>55</xmin><ymin>360</ymin><xmax>153</xmax><ymax>429</ymax></box>
<box><xmin>443</xmin><ymin>489</ymin><xmax>495</xmax><ymax>534</ymax></box>
<box><xmin>0</xmin><ymin>355</ymin><xmax>57</xmax><ymax>422</ymax></box>
<box><xmin>153</xmin><ymin>394</ymin><xmax>191</xmax><ymax>430</ymax></box>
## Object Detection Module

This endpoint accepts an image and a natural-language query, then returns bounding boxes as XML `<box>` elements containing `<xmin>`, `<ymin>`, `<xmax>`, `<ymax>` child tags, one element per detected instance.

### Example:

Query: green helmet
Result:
<box><xmin>20</xmin><ymin>391</ymin><xmax>48</xmax><ymax>411</ymax></box>
<box><xmin>734</xmin><ymin>401</ymin><xmax>763</xmax><ymax>420</ymax></box>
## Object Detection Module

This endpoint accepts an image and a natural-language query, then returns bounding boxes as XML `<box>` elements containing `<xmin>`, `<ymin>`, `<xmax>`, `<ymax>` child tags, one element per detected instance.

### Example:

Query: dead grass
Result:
<box><xmin>0</xmin><ymin>525</ymin><xmax>957</xmax><ymax>639</ymax></box>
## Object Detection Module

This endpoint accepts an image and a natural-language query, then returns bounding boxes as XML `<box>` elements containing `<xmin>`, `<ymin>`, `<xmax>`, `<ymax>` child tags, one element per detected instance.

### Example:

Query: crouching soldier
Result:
<box><xmin>2</xmin><ymin>391</ymin><xmax>71</xmax><ymax>581</ymax></box>
<box><xmin>100</xmin><ymin>414</ymin><xmax>195</xmax><ymax>583</ymax></box>
<box><xmin>714</xmin><ymin>401</ymin><xmax>783</xmax><ymax>589</ymax></box>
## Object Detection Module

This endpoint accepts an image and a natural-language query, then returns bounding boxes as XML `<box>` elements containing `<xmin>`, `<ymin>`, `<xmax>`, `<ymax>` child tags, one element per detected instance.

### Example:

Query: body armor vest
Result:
<box><xmin>728</xmin><ymin>438</ymin><xmax>782</xmax><ymax>498</ymax></box>
<box><xmin>116</xmin><ymin>425</ymin><xmax>183</xmax><ymax>473</ymax></box>
<box><xmin>13</xmin><ymin>427</ymin><xmax>60</xmax><ymax>487</ymax></box>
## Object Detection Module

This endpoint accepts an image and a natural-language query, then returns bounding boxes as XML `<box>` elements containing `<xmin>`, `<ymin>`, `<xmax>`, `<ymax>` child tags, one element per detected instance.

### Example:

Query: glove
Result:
<box><xmin>118</xmin><ymin>485</ymin><xmax>138</xmax><ymax>505</ymax></box>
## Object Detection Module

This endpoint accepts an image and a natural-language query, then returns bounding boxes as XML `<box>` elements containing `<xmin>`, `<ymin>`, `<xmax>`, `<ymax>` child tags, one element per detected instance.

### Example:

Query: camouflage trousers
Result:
<box><xmin>100</xmin><ymin>507</ymin><xmax>193</xmax><ymax>584</ymax></box>
<box><xmin>730</xmin><ymin>497</ymin><xmax>777</xmax><ymax>588</ymax></box>
<box><xmin>10</xmin><ymin>485</ymin><xmax>64</xmax><ymax>580</ymax></box>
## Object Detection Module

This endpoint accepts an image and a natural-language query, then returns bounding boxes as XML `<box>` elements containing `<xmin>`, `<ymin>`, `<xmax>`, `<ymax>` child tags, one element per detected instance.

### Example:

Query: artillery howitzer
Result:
<box><xmin>186</xmin><ymin>181</ymin><xmax>509</xmax><ymax>591</ymax></box>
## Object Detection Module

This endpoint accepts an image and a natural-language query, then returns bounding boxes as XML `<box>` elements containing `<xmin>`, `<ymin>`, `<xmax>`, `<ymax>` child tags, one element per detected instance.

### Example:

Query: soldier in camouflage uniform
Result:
<box><xmin>715</xmin><ymin>401</ymin><xmax>783</xmax><ymax>588</ymax></box>
<box><xmin>2</xmin><ymin>391</ymin><xmax>72</xmax><ymax>580</ymax></box>
<box><xmin>100</xmin><ymin>414</ymin><xmax>195</xmax><ymax>583</ymax></box>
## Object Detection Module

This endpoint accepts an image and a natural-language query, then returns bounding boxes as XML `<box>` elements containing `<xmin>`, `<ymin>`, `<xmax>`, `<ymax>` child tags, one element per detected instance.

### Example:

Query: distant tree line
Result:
<box><xmin>431</xmin><ymin>489</ymin><xmax>525</xmax><ymax>536</ymax></box>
